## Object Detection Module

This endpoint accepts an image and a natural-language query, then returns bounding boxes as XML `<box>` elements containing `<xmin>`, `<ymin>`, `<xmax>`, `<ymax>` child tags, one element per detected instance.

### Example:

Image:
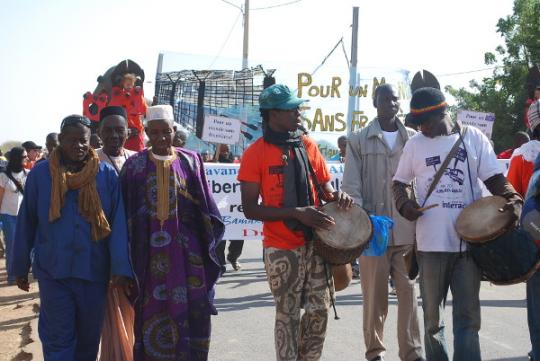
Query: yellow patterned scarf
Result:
<box><xmin>149</xmin><ymin>148</ymin><xmax>177</xmax><ymax>228</ymax></box>
<box><xmin>48</xmin><ymin>147</ymin><xmax>111</xmax><ymax>241</ymax></box>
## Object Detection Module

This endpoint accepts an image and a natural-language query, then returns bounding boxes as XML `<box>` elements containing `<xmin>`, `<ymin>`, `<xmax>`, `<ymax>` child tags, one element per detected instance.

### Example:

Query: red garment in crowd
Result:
<box><xmin>24</xmin><ymin>161</ymin><xmax>36</xmax><ymax>170</ymax></box>
<box><xmin>507</xmin><ymin>140</ymin><xmax>540</xmax><ymax>197</ymax></box>
<box><xmin>507</xmin><ymin>154</ymin><xmax>534</xmax><ymax>197</ymax></box>
<box><xmin>109</xmin><ymin>86</ymin><xmax>147</xmax><ymax>152</ymax></box>
<box><xmin>497</xmin><ymin>148</ymin><xmax>514</xmax><ymax>159</ymax></box>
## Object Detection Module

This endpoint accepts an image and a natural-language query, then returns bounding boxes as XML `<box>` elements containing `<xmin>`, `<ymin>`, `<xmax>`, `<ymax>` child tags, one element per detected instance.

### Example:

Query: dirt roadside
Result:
<box><xmin>0</xmin><ymin>258</ymin><xmax>40</xmax><ymax>361</ymax></box>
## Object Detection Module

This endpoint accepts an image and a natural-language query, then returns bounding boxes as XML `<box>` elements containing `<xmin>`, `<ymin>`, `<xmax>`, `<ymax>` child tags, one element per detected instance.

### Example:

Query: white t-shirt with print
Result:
<box><xmin>0</xmin><ymin>171</ymin><xmax>27</xmax><ymax>216</ymax></box>
<box><xmin>393</xmin><ymin>126</ymin><xmax>503</xmax><ymax>252</ymax></box>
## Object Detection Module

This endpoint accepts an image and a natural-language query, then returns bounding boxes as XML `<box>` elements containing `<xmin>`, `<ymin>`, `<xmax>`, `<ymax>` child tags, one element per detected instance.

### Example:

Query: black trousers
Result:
<box><xmin>216</xmin><ymin>240</ymin><xmax>244</xmax><ymax>265</ymax></box>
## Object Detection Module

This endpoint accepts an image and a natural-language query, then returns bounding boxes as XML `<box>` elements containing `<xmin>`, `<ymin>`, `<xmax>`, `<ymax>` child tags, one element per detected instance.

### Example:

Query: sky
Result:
<box><xmin>0</xmin><ymin>0</ymin><xmax>515</xmax><ymax>146</ymax></box>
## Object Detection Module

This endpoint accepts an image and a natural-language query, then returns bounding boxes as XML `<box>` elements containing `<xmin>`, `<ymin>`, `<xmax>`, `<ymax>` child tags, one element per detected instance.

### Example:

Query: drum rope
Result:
<box><xmin>322</xmin><ymin>261</ymin><xmax>340</xmax><ymax>320</ymax></box>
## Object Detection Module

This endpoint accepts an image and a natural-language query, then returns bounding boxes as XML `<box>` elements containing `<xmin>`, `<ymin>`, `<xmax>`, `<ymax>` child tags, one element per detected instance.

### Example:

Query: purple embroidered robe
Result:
<box><xmin>120</xmin><ymin>148</ymin><xmax>224</xmax><ymax>361</ymax></box>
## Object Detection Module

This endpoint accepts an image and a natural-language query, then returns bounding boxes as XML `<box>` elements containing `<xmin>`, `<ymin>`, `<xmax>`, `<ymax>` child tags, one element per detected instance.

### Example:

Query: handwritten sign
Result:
<box><xmin>202</xmin><ymin>115</ymin><xmax>241</xmax><ymax>144</ymax></box>
<box><xmin>296</xmin><ymin>72</ymin><xmax>411</xmax><ymax>134</ymax></box>
<box><xmin>457</xmin><ymin>110</ymin><xmax>495</xmax><ymax>139</ymax></box>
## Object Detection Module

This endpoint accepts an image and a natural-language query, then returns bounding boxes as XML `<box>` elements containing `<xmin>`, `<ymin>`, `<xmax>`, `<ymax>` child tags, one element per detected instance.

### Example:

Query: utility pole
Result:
<box><xmin>155</xmin><ymin>53</ymin><xmax>163</xmax><ymax>92</ymax></box>
<box><xmin>242</xmin><ymin>0</ymin><xmax>250</xmax><ymax>69</ymax></box>
<box><xmin>346</xmin><ymin>7</ymin><xmax>359</xmax><ymax>136</ymax></box>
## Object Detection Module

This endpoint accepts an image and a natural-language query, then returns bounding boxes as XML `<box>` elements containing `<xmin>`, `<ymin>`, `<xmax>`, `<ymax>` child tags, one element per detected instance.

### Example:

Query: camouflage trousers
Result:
<box><xmin>264</xmin><ymin>243</ymin><xmax>334</xmax><ymax>361</ymax></box>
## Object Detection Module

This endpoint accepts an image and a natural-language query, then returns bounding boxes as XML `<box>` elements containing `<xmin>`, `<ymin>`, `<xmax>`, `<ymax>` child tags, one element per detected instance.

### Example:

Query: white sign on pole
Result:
<box><xmin>457</xmin><ymin>110</ymin><xmax>496</xmax><ymax>139</ymax></box>
<box><xmin>202</xmin><ymin>115</ymin><xmax>241</xmax><ymax>145</ymax></box>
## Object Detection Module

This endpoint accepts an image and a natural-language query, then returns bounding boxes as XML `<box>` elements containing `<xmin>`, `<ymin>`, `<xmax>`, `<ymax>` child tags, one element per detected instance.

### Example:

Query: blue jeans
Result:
<box><xmin>528</xmin><ymin>269</ymin><xmax>540</xmax><ymax>360</ymax></box>
<box><xmin>417</xmin><ymin>252</ymin><xmax>481</xmax><ymax>361</ymax></box>
<box><xmin>0</xmin><ymin>214</ymin><xmax>17</xmax><ymax>282</ymax></box>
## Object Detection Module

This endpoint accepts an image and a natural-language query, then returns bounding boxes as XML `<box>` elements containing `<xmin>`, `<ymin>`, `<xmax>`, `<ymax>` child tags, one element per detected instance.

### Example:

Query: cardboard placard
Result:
<box><xmin>202</xmin><ymin>115</ymin><xmax>241</xmax><ymax>145</ymax></box>
<box><xmin>457</xmin><ymin>110</ymin><xmax>495</xmax><ymax>139</ymax></box>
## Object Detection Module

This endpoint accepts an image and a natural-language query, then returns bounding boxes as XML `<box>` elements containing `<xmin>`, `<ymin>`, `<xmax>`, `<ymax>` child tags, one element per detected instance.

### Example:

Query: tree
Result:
<box><xmin>0</xmin><ymin>141</ymin><xmax>22</xmax><ymax>154</ymax></box>
<box><xmin>447</xmin><ymin>0</ymin><xmax>540</xmax><ymax>152</ymax></box>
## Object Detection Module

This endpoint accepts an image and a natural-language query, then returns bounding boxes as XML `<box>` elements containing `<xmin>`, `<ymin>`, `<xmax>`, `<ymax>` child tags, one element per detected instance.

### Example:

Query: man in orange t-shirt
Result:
<box><xmin>238</xmin><ymin>84</ymin><xmax>353</xmax><ymax>361</ymax></box>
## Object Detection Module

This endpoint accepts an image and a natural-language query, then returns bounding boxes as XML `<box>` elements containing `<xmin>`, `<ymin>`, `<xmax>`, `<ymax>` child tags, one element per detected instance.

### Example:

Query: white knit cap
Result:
<box><xmin>528</xmin><ymin>101</ymin><xmax>540</xmax><ymax>131</ymax></box>
<box><xmin>146</xmin><ymin>105</ymin><xmax>174</xmax><ymax>123</ymax></box>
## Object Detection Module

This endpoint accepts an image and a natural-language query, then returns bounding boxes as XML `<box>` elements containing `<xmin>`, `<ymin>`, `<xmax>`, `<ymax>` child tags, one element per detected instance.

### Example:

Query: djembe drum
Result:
<box><xmin>456</xmin><ymin>195</ymin><xmax>540</xmax><ymax>285</ymax></box>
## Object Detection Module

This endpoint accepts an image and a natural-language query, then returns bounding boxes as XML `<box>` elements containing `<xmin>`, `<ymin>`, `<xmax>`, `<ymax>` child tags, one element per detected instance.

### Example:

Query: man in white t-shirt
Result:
<box><xmin>392</xmin><ymin>87</ymin><xmax>522</xmax><ymax>361</ymax></box>
<box><xmin>342</xmin><ymin>84</ymin><xmax>423</xmax><ymax>361</ymax></box>
<box><xmin>97</xmin><ymin>106</ymin><xmax>135</xmax><ymax>174</ymax></box>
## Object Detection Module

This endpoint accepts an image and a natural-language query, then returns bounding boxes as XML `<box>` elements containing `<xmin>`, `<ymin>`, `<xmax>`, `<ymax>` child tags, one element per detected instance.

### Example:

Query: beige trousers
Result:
<box><xmin>359</xmin><ymin>245</ymin><xmax>423</xmax><ymax>361</ymax></box>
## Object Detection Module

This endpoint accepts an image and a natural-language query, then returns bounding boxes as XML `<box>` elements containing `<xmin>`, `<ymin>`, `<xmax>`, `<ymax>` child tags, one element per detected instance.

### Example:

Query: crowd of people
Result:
<box><xmin>0</xmin><ymin>80</ymin><xmax>538</xmax><ymax>361</ymax></box>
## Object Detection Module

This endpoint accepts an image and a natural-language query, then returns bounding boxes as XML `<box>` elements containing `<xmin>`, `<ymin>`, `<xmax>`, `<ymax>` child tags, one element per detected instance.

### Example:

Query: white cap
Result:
<box><xmin>146</xmin><ymin>105</ymin><xmax>174</xmax><ymax>123</ymax></box>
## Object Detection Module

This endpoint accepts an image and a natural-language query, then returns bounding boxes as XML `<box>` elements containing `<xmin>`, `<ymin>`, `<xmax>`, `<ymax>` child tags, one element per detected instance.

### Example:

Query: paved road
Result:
<box><xmin>1</xmin><ymin>241</ymin><xmax>532</xmax><ymax>360</ymax></box>
<box><xmin>209</xmin><ymin>241</ymin><xmax>532</xmax><ymax>361</ymax></box>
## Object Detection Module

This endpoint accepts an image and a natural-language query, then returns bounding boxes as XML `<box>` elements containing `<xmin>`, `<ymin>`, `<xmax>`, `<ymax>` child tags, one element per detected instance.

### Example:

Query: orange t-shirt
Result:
<box><xmin>238</xmin><ymin>136</ymin><xmax>331</xmax><ymax>250</ymax></box>
<box><xmin>507</xmin><ymin>154</ymin><xmax>534</xmax><ymax>197</ymax></box>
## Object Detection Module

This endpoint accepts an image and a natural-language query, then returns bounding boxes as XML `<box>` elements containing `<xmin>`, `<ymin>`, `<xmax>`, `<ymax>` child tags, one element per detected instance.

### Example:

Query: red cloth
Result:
<box><xmin>497</xmin><ymin>148</ymin><xmax>514</xmax><ymax>159</ymax></box>
<box><xmin>123</xmin><ymin>134</ymin><xmax>144</xmax><ymax>152</ymax></box>
<box><xmin>507</xmin><ymin>154</ymin><xmax>534</xmax><ymax>197</ymax></box>
<box><xmin>83</xmin><ymin>91</ymin><xmax>108</xmax><ymax>123</ymax></box>
<box><xmin>23</xmin><ymin>161</ymin><xmax>35</xmax><ymax>170</ymax></box>
<box><xmin>109</xmin><ymin>86</ymin><xmax>147</xmax><ymax>151</ymax></box>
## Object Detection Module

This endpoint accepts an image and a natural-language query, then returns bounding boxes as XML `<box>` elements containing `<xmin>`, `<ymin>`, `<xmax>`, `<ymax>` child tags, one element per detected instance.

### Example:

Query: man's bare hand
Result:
<box><xmin>401</xmin><ymin>201</ymin><xmax>424</xmax><ymax>221</ymax></box>
<box><xmin>16</xmin><ymin>276</ymin><xmax>30</xmax><ymax>292</ymax></box>
<box><xmin>326</xmin><ymin>191</ymin><xmax>354</xmax><ymax>209</ymax></box>
<box><xmin>294</xmin><ymin>206</ymin><xmax>335</xmax><ymax>230</ymax></box>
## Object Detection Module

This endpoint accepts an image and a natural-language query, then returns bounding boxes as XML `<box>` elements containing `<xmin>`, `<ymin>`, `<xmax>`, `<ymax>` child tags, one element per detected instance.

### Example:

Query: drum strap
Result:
<box><xmin>422</xmin><ymin>126</ymin><xmax>468</xmax><ymax>207</ymax></box>
<box><xmin>304</xmin><ymin>146</ymin><xmax>342</xmax><ymax>320</ymax></box>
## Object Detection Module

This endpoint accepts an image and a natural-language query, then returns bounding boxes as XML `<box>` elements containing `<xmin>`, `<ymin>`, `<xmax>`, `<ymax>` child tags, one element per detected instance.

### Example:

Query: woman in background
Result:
<box><xmin>0</xmin><ymin>147</ymin><xmax>28</xmax><ymax>285</ymax></box>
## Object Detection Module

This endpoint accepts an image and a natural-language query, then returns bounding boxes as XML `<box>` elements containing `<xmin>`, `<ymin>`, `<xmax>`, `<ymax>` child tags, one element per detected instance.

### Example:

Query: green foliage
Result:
<box><xmin>447</xmin><ymin>0</ymin><xmax>540</xmax><ymax>152</ymax></box>
<box><xmin>0</xmin><ymin>141</ymin><xmax>22</xmax><ymax>153</ymax></box>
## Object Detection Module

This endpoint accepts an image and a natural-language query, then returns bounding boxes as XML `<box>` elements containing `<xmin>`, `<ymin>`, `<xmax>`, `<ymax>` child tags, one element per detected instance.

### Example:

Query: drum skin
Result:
<box><xmin>314</xmin><ymin>203</ymin><xmax>372</xmax><ymax>265</ymax></box>
<box><xmin>456</xmin><ymin>195</ymin><xmax>515</xmax><ymax>243</ymax></box>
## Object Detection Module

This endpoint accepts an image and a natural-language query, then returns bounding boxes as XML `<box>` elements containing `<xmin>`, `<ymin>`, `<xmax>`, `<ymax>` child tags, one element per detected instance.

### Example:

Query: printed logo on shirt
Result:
<box><xmin>269</xmin><ymin>165</ymin><xmax>284</xmax><ymax>188</ymax></box>
<box><xmin>423</xmin><ymin>146</ymin><xmax>469</xmax><ymax>209</ymax></box>
<box><xmin>425</xmin><ymin>156</ymin><xmax>441</xmax><ymax>168</ymax></box>
<box><xmin>444</xmin><ymin>168</ymin><xmax>465</xmax><ymax>185</ymax></box>
<box><xmin>441</xmin><ymin>201</ymin><xmax>465</xmax><ymax>209</ymax></box>
<box><xmin>454</xmin><ymin>147</ymin><xmax>467</xmax><ymax>163</ymax></box>
<box><xmin>268</xmin><ymin>165</ymin><xmax>284</xmax><ymax>175</ymax></box>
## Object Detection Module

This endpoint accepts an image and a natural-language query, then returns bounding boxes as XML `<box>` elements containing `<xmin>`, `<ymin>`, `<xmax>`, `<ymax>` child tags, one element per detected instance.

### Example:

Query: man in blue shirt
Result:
<box><xmin>10</xmin><ymin>115</ymin><xmax>133</xmax><ymax>361</ymax></box>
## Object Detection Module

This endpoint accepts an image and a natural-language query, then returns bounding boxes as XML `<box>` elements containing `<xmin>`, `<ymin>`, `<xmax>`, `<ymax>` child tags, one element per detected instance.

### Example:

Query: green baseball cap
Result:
<box><xmin>259</xmin><ymin>84</ymin><xmax>307</xmax><ymax>110</ymax></box>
